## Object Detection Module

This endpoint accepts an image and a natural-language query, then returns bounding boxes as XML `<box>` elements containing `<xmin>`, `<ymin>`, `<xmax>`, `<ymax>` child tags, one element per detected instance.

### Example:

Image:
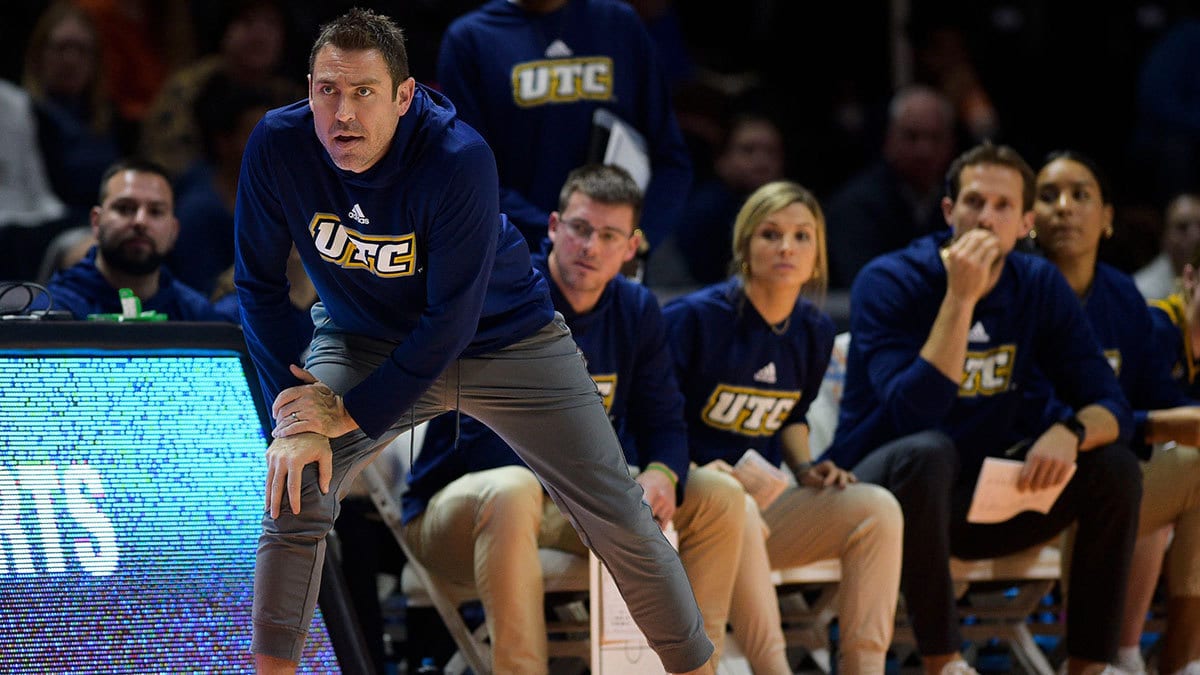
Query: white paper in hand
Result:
<box><xmin>733</xmin><ymin>449</ymin><xmax>790</xmax><ymax>511</ymax></box>
<box><xmin>966</xmin><ymin>457</ymin><xmax>1076</xmax><ymax>524</ymax></box>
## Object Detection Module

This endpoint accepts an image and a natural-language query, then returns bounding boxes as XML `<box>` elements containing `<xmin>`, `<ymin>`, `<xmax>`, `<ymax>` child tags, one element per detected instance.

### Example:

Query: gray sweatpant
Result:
<box><xmin>251</xmin><ymin>315</ymin><xmax>714</xmax><ymax>672</ymax></box>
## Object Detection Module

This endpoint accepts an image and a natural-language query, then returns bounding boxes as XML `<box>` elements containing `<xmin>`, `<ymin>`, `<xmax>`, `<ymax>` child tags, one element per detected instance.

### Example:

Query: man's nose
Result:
<box><xmin>132</xmin><ymin>205</ymin><xmax>153</xmax><ymax>226</ymax></box>
<box><xmin>336</xmin><ymin>95</ymin><xmax>355</xmax><ymax>122</ymax></box>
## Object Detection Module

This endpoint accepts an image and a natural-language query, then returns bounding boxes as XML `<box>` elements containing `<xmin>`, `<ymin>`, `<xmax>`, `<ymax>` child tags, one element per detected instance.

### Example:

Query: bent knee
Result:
<box><xmin>850</xmin><ymin>484</ymin><xmax>904</xmax><ymax>533</ymax></box>
<box><xmin>685</xmin><ymin>468</ymin><xmax>747</xmax><ymax>513</ymax></box>
<box><xmin>474</xmin><ymin>466</ymin><xmax>544</xmax><ymax>521</ymax></box>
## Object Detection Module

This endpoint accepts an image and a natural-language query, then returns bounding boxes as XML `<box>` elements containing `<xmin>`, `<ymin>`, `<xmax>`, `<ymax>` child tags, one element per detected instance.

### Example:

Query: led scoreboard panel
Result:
<box><xmin>0</xmin><ymin>322</ymin><xmax>347</xmax><ymax>673</ymax></box>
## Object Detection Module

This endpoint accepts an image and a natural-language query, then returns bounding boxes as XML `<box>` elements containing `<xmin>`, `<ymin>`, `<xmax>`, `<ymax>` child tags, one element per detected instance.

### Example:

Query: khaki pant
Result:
<box><xmin>1139</xmin><ymin>444</ymin><xmax>1200</xmax><ymax>596</ymax></box>
<box><xmin>404</xmin><ymin>465</ymin><xmax>747</xmax><ymax>674</ymax></box>
<box><xmin>729</xmin><ymin>483</ymin><xmax>903</xmax><ymax>675</ymax></box>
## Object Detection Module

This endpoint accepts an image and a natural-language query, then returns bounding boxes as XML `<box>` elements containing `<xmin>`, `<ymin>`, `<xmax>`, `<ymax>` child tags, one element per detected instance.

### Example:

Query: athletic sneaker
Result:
<box><xmin>940</xmin><ymin>660</ymin><xmax>979</xmax><ymax>675</ymax></box>
<box><xmin>1113</xmin><ymin>648</ymin><xmax>1146</xmax><ymax>675</ymax></box>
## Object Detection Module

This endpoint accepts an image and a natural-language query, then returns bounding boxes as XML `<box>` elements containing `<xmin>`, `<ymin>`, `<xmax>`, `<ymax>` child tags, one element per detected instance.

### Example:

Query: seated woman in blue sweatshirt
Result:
<box><xmin>663</xmin><ymin>181</ymin><xmax>903</xmax><ymax>675</ymax></box>
<box><xmin>1032</xmin><ymin>151</ymin><xmax>1200</xmax><ymax>675</ymax></box>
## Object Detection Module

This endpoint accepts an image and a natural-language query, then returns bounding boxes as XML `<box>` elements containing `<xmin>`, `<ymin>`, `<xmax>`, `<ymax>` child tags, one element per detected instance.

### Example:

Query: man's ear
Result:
<box><xmin>396</xmin><ymin>77</ymin><xmax>416</xmax><ymax>116</ymax></box>
<box><xmin>547</xmin><ymin>211</ymin><xmax>561</xmax><ymax>244</ymax></box>
<box><xmin>624</xmin><ymin>229</ymin><xmax>643</xmax><ymax>263</ymax></box>
<box><xmin>941</xmin><ymin>196</ymin><xmax>954</xmax><ymax>225</ymax></box>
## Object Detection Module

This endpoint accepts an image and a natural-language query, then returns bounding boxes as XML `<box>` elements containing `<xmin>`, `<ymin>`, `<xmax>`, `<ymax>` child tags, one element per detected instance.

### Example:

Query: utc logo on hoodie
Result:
<box><xmin>511</xmin><ymin>55</ymin><xmax>614</xmax><ymax>107</ymax></box>
<box><xmin>308</xmin><ymin>212</ymin><xmax>417</xmax><ymax>278</ymax></box>
<box><xmin>701</xmin><ymin>384</ymin><xmax>799</xmax><ymax>437</ymax></box>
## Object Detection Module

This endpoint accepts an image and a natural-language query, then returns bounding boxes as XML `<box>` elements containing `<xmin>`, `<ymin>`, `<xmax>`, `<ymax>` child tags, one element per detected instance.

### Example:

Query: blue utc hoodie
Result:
<box><xmin>234</xmin><ymin>84</ymin><xmax>554</xmax><ymax>438</ymax></box>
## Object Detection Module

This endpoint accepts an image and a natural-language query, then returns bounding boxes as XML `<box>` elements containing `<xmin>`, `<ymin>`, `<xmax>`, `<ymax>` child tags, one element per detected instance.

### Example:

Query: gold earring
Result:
<box><xmin>1104</xmin><ymin>225</ymin><xmax>1114</xmax><ymax>239</ymax></box>
<box><xmin>740</xmin><ymin>261</ymin><xmax>749</xmax><ymax>274</ymax></box>
<box><xmin>1028</xmin><ymin>229</ymin><xmax>1037</xmax><ymax>240</ymax></box>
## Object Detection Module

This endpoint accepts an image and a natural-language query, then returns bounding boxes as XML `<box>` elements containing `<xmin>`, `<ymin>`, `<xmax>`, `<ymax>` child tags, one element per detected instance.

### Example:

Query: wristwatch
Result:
<box><xmin>1058</xmin><ymin>415</ymin><xmax>1087</xmax><ymax>449</ymax></box>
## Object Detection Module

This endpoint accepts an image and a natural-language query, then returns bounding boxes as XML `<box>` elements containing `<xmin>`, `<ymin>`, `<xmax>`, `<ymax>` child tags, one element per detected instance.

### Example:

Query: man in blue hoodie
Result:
<box><xmin>404</xmin><ymin>165</ymin><xmax>747</xmax><ymax>673</ymax></box>
<box><xmin>234</xmin><ymin>10</ymin><xmax>713</xmax><ymax>675</ymax></box>
<box><xmin>42</xmin><ymin>158</ymin><xmax>234</xmax><ymax>322</ymax></box>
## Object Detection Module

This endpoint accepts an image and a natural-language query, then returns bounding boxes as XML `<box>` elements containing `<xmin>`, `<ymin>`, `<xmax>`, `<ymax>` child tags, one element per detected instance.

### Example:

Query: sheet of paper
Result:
<box><xmin>966</xmin><ymin>457</ymin><xmax>1076</xmax><ymax>524</ymax></box>
<box><xmin>733</xmin><ymin>449</ymin><xmax>790</xmax><ymax>511</ymax></box>
<box><xmin>602</xmin><ymin>117</ymin><xmax>651</xmax><ymax>191</ymax></box>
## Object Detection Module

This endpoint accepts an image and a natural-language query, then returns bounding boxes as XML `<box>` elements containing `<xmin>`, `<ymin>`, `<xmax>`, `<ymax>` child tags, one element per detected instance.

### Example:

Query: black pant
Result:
<box><xmin>853</xmin><ymin>430</ymin><xmax>1142</xmax><ymax>662</ymax></box>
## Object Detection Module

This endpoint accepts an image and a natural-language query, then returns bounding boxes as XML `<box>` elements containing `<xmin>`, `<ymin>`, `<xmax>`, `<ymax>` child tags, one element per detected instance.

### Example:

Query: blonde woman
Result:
<box><xmin>664</xmin><ymin>181</ymin><xmax>903</xmax><ymax>674</ymax></box>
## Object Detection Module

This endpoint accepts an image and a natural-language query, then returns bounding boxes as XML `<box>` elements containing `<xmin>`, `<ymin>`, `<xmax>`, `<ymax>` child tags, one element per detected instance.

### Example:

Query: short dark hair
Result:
<box><xmin>1042</xmin><ymin>150</ymin><xmax>1112</xmax><ymax>205</ymax></box>
<box><xmin>557</xmin><ymin>164</ymin><xmax>644</xmax><ymax>225</ymax></box>
<box><xmin>98</xmin><ymin>158</ymin><xmax>172</xmax><ymax>205</ymax></box>
<box><xmin>944</xmin><ymin>141</ymin><xmax>1036</xmax><ymax>211</ymax></box>
<box><xmin>309</xmin><ymin>8</ymin><xmax>409</xmax><ymax>97</ymax></box>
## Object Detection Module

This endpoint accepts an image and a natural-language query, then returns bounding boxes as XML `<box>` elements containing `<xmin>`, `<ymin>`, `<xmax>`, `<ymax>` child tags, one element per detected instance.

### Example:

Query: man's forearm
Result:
<box><xmin>919</xmin><ymin>292</ymin><xmax>975</xmax><ymax>384</ymax></box>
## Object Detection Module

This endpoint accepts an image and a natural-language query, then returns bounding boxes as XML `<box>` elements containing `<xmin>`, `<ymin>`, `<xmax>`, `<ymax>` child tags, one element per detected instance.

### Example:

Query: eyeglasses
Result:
<box><xmin>560</xmin><ymin>218</ymin><xmax>634</xmax><ymax>249</ymax></box>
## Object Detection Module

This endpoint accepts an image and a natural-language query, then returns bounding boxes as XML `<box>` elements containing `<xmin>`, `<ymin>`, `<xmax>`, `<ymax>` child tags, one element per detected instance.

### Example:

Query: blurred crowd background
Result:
<box><xmin>2</xmin><ymin>0</ymin><xmax>1200</xmax><ymax>287</ymax></box>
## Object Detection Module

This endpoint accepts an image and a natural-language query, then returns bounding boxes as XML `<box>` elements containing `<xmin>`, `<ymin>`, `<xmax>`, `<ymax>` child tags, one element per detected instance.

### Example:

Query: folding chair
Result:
<box><xmin>360</xmin><ymin>461</ymin><xmax>591</xmax><ymax>675</ymax></box>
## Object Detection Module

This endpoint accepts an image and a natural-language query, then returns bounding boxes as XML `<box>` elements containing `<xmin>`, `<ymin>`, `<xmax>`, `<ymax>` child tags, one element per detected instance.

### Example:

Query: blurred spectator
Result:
<box><xmin>166</xmin><ymin>74</ymin><xmax>275</xmax><ymax>296</ymax></box>
<box><xmin>673</xmin><ymin>111</ymin><xmax>785</xmax><ymax>284</ymax></box>
<box><xmin>625</xmin><ymin>0</ymin><xmax>694</xmax><ymax>91</ymax></box>
<box><xmin>909</xmin><ymin>14</ymin><xmax>998</xmax><ymax>143</ymax></box>
<box><xmin>75</xmin><ymin>0</ymin><xmax>194</xmax><ymax>126</ymax></box>
<box><xmin>0</xmin><ymin>77</ymin><xmax>68</xmax><ymax>282</ymax></box>
<box><xmin>0</xmin><ymin>79</ymin><xmax>66</xmax><ymax>231</ymax></box>
<box><xmin>23</xmin><ymin>1</ymin><xmax>127</xmax><ymax>224</ymax></box>
<box><xmin>36</xmin><ymin>225</ymin><xmax>94</xmax><ymax>285</ymax></box>
<box><xmin>825</xmin><ymin>85</ymin><xmax>956</xmax><ymax>289</ymax></box>
<box><xmin>146</xmin><ymin>1</ymin><xmax>289</xmax><ymax>170</ymax></box>
<box><xmin>436</xmin><ymin>0</ymin><xmax>691</xmax><ymax>252</ymax></box>
<box><xmin>140</xmin><ymin>0</ymin><xmax>299</xmax><ymax>179</ymax></box>
<box><xmin>1132</xmin><ymin>15</ymin><xmax>1200</xmax><ymax>205</ymax></box>
<box><xmin>38</xmin><ymin>158</ymin><xmax>234</xmax><ymax>321</ymax></box>
<box><xmin>1135</xmin><ymin>192</ymin><xmax>1200</xmax><ymax>300</ymax></box>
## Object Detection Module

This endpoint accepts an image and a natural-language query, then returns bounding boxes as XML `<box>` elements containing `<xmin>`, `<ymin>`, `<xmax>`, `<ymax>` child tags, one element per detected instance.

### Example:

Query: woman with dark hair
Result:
<box><xmin>1033</xmin><ymin>151</ymin><xmax>1200</xmax><ymax>675</ymax></box>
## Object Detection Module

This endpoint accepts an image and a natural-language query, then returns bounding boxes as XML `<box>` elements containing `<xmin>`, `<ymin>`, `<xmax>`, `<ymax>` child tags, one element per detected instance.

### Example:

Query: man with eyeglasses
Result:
<box><xmin>403</xmin><ymin>165</ymin><xmax>749</xmax><ymax>673</ymax></box>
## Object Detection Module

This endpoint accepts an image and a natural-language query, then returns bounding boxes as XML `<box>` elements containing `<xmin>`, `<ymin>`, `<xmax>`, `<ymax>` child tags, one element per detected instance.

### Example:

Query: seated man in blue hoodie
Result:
<box><xmin>40</xmin><ymin>157</ymin><xmax>235</xmax><ymax>322</ymax></box>
<box><xmin>403</xmin><ymin>165</ymin><xmax>747</xmax><ymax>674</ymax></box>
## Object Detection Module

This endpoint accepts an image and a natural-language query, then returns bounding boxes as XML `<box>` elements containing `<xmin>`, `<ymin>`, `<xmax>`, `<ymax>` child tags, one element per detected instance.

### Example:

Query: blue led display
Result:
<box><xmin>0</xmin><ymin>352</ymin><xmax>339</xmax><ymax>673</ymax></box>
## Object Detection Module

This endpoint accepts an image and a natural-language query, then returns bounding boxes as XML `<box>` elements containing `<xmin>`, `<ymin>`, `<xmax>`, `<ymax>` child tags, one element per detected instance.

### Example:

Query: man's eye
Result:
<box><xmin>358</xmin><ymin>87</ymin><xmax>372</xmax><ymax>97</ymax></box>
